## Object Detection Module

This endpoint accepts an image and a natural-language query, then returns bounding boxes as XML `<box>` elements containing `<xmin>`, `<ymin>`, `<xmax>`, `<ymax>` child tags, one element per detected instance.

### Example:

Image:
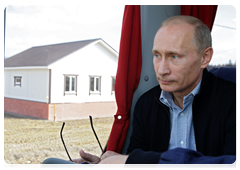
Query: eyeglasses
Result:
<box><xmin>60</xmin><ymin>122</ymin><xmax>73</xmax><ymax>162</ymax></box>
<box><xmin>89</xmin><ymin>116</ymin><xmax>104</xmax><ymax>153</ymax></box>
<box><xmin>60</xmin><ymin>116</ymin><xmax>104</xmax><ymax>162</ymax></box>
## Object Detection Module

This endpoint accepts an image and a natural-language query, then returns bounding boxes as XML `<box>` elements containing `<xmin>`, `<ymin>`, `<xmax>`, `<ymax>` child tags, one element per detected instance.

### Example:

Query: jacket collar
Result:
<box><xmin>155</xmin><ymin>68</ymin><xmax>213</xmax><ymax>113</ymax></box>
<box><xmin>193</xmin><ymin>68</ymin><xmax>214</xmax><ymax>113</ymax></box>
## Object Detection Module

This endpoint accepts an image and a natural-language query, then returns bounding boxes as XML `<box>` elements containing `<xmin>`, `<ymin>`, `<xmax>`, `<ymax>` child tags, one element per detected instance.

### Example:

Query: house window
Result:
<box><xmin>14</xmin><ymin>76</ymin><xmax>22</xmax><ymax>87</ymax></box>
<box><xmin>111</xmin><ymin>76</ymin><xmax>116</xmax><ymax>94</ymax></box>
<box><xmin>89</xmin><ymin>76</ymin><xmax>101</xmax><ymax>95</ymax></box>
<box><xmin>64</xmin><ymin>75</ymin><xmax>77</xmax><ymax>95</ymax></box>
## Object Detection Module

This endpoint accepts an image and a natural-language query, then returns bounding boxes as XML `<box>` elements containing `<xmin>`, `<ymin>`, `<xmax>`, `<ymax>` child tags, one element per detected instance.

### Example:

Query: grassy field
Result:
<box><xmin>4</xmin><ymin>112</ymin><xmax>114</xmax><ymax>164</ymax></box>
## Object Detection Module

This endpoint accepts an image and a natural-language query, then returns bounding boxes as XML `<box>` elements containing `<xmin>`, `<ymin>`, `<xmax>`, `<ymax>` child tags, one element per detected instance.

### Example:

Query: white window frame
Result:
<box><xmin>89</xmin><ymin>76</ymin><xmax>101</xmax><ymax>95</ymax></box>
<box><xmin>14</xmin><ymin>76</ymin><xmax>22</xmax><ymax>87</ymax></box>
<box><xmin>64</xmin><ymin>74</ymin><xmax>78</xmax><ymax>96</ymax></box>
<box><xmin>111</xmin><ymin>76</ymin><xmax>116</xmax><ymax>95</ymax></box>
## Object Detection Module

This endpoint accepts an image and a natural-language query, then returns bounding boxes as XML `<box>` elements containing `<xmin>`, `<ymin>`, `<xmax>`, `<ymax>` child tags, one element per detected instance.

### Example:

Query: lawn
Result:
<box><xmin>4</xmin><ymin>113</ymin><xmax>114</xmax><ymax>164</ymax></box>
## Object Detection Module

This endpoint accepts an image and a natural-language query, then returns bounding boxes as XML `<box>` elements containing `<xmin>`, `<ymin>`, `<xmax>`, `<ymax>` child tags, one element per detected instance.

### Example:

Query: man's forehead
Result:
<box><xmin>156</xmin><ymin>23</ymin><xmax>195</xmax><ymax>37</ymax></box>
<box><xmin>153</xmin><ymin>24</ymin><xmax>197</xmax><ymax>53</ymax></box>
<box><xmin>154</xmin><ymin>24</ymin><xmax>195</xmax><ymax>44</ymax></box>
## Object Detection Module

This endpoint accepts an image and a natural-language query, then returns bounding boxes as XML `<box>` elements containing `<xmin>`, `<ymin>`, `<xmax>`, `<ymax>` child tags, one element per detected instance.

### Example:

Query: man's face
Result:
<box><xmin>152</xmin><ymin>23</ymin><xmax>204</xmax><ymax>97</ymax></box>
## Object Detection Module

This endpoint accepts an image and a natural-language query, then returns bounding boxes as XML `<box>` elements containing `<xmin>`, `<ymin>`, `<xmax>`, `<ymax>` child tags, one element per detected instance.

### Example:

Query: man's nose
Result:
<box><xmin>158</xmin><ymin>59</ymin><xmax>171</xmax><ymax>76</ymax></box>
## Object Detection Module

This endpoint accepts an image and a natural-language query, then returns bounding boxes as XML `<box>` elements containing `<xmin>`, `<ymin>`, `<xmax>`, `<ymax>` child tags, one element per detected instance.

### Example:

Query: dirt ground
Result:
<box><xmin>4</xmin><ymin>112</ymin><xmax>114</xmax><ymax>164</ymax></box>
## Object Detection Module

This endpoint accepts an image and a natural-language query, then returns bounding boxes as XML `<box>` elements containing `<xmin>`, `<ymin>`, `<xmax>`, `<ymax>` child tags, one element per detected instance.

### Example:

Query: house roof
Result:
<box><xmin>4</xmin><ymin>38</ymin><xmax>117</xmax><ymax>67</ymax></box>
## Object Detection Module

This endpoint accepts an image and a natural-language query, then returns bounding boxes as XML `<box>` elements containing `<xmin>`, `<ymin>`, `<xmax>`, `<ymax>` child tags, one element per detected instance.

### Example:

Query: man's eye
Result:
<box><xmin>172</xmin><ymin>55</ymin><xmax>178</xmax><ymax>59</ymax></box>
<box><xmin>155</xmin><ymin>54</ymin><xmax>161</xmax><ymax>58</ymax></box>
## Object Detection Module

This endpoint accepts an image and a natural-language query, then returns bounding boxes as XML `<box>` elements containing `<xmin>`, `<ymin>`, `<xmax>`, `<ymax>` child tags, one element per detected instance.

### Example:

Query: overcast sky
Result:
<box><xmin>211</xmin><ymin>5</ymin><xmax>236</xmax><ymax>65</ymax></box>
<box><xmin>4</xmin><ymin>4</ymin><xmax>125</xmax><ymax>57</ymax></box>
<box><xmin>4</xmin><ymin>5</ymin><xmax>236</xmax><ymax>65</ymax></box>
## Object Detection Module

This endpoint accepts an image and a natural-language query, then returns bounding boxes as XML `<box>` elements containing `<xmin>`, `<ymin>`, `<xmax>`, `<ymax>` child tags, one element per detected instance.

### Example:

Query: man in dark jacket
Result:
<box><xmin>140</xmin><ymin>15</ymin><xmax>236</xmax><ymax>157</ymax></box>
<box><xmin>65</xmin><ymin>15</ymin><xmax>236</xmax><ymax>164</ymax></box>
<box><xmin>127</xmin><ymin>68</ymin><xmax>236</xmax><ymax>155</ymax></box>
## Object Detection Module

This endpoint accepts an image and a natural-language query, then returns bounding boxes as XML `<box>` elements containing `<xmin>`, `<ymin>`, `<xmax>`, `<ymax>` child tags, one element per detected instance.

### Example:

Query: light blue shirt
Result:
<box><xmin>160</xmin><ymin>79</ymin><xmax>202</xmax><ymax>151</ymax></box>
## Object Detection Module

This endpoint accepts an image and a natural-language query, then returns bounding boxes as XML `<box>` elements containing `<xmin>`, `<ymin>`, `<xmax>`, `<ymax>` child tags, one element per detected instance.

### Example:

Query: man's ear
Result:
<box><xmin>201</xmin><ymin>47</ymin><xmax>213</xmax><ymax>69</ymax></box>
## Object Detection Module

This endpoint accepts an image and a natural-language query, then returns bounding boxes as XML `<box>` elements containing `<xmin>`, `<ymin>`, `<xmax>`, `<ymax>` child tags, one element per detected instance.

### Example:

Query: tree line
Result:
<box><xmin>207</xmin><ymin>60</ymin><xmax>236</xmax><ymax>70</ymax></box>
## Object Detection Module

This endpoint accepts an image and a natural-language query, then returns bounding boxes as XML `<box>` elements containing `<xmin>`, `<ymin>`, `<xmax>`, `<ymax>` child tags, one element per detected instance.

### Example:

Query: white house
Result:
<box><xmin>4</xmin><ymin>38</ymin><xmax>118</xmax><ymax>120</ymax></box>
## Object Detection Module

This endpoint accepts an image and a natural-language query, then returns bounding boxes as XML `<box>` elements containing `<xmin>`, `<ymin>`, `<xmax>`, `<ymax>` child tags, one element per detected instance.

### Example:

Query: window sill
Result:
<box><xmin>64</xmin><ymin>92</ymin><xmax>77</xmax><ymax>96</ymax></box>
<box><xmin>90</xmin><ymin>91</ymin><xmax>101</xmax><ymax>95</ymax></box>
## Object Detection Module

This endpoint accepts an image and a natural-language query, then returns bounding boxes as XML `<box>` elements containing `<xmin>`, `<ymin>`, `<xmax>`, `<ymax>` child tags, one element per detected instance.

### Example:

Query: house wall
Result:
<box><xmin>49</xmin><ymin>42</ymin><xmax>118</xmax><ymax>104</ymax></box>
<box><xmin>48</xmin><ymin>102</ymin><xmax>117</xmax><ymax>121</ymax></box>
<box><xmin>4</xmin><ymin>98</ymin><xmax>49</xmax><ymax>119</ymax></box>
<box><xmin>4</xmin><ymin>68</ymin><xmax>49</xmax><ymax>119</ymax></box>
<box><xmin>4</xmin><ymin>69</ymin><xmax>49</xmax><ymax>102</ymax></box>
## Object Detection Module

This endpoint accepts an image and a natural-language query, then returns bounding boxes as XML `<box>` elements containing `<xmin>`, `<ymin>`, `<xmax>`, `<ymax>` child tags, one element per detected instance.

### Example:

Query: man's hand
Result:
<box><xmin>100</xmin><ymin>151</ymin><xmax>121</xmax><ymax>160</ymax></box>
<box><xmin>99</xmin><ymin>154</ymin><xmax>128</xmax><ymax>164</ymax></box>
<box><xmin>72</xmin><ymin>149</ymin><xmax>100</xmax><ymax>164</ymax></box>
<box><xmin>71</xmin><ymin>150</ymin><xmax>128</xmax><ymax>164</ymax></box>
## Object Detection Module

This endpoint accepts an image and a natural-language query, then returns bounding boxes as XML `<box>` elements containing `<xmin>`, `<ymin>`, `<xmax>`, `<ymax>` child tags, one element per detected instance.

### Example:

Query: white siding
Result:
<box><xmin>49</xmin><ymin>42</ymin><xmax>118</xmax><ymax>103</ymax></box>
<box><xmin>4</xmin><ymin>69</ymin><xmax>49</xmax><ymax>103</ymax></box>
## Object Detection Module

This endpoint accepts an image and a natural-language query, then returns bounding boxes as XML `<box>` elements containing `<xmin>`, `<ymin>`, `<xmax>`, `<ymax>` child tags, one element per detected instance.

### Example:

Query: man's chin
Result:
<box><xmin>159</xmin><ymin>84</ymin><xmax>176</xmax><ymax>93</ymax></box>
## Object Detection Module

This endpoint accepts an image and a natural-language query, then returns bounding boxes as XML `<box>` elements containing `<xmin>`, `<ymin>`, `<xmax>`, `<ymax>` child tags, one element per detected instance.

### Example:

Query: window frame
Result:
<box><xmin>89</xmin><ymin>75</ymin><xmax>101</xmax><ymax>95</ymax></box>
<box><xmin>63</xmin><ymin>74</ymin><xmax>78</xmax><ymax>96</ymax></box>
<box><xmin>14</xmin><ymin>76</ymin><xmax>22</xmax><ymax>87</ymax></box>
<box><xmin>111</xmin><ymin>76</ymin><xmax>116</xmax><ymax>95</ymax></box>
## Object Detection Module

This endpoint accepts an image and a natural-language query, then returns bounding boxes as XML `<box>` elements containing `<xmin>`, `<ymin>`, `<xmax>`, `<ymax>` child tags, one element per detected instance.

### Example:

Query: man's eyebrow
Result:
<box><xmin>152</xmin><ymin>49</ymin><xmax>160</xmax><ymax>54</ymax></box>
<box><xmin>152</xmin><ymin>49</ymin><xmax>181</xmax><ymax>55</ymax></box>
<box><xmin>165</xmin><ymin>50</ymin><xmax>180</xmax><ymax>55</ymax></box>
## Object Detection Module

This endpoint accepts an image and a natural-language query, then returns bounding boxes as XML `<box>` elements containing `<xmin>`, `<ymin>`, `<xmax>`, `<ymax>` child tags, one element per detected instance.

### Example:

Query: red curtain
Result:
<box><xmin>181</xmin><ymin>5</ymin><xmax>218</xmax><ymax>31</ymax></box>
<box><xmin>106</xmin><ymin>5</ymin><xmax>142</xmax><ymax>153</ymax></box>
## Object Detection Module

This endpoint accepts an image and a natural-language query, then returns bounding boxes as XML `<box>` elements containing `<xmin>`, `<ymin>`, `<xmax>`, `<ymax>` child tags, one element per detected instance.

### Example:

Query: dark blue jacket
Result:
<box><xmin>126</xmin><ymin>148</ymin><xmax>236</xmax><ymax>164</ymax></box>
<box><xmin>126</xmin><ymin>69</ymin><xmax>236</xmax><ymax>163</ymax></box>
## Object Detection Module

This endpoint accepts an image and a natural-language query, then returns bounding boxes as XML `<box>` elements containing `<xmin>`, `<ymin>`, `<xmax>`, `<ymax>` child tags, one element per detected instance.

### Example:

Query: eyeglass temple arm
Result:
<box><xmin>89</xmin><ymin>116</ymin><xmax>104</xmax><ymax>153</ymax></box>
<box><xmin>60</xmin><ymin>122</ymin><xmax>73</xmax><ymax>162</ymax></box>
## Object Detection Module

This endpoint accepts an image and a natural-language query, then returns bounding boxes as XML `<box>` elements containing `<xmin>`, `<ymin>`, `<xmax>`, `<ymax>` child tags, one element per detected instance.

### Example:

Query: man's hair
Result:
<box><xmin>161</xmin><ymin>15</ymin><xmax>212</xmax><ymax>54</ymax></box>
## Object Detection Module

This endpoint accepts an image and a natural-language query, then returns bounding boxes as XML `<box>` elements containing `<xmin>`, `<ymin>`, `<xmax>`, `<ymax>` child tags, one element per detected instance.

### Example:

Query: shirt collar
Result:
<box><xmin>190</xmin><ymin>78</ymin><xmax>202</xmax><ymax>97</ymax></box>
